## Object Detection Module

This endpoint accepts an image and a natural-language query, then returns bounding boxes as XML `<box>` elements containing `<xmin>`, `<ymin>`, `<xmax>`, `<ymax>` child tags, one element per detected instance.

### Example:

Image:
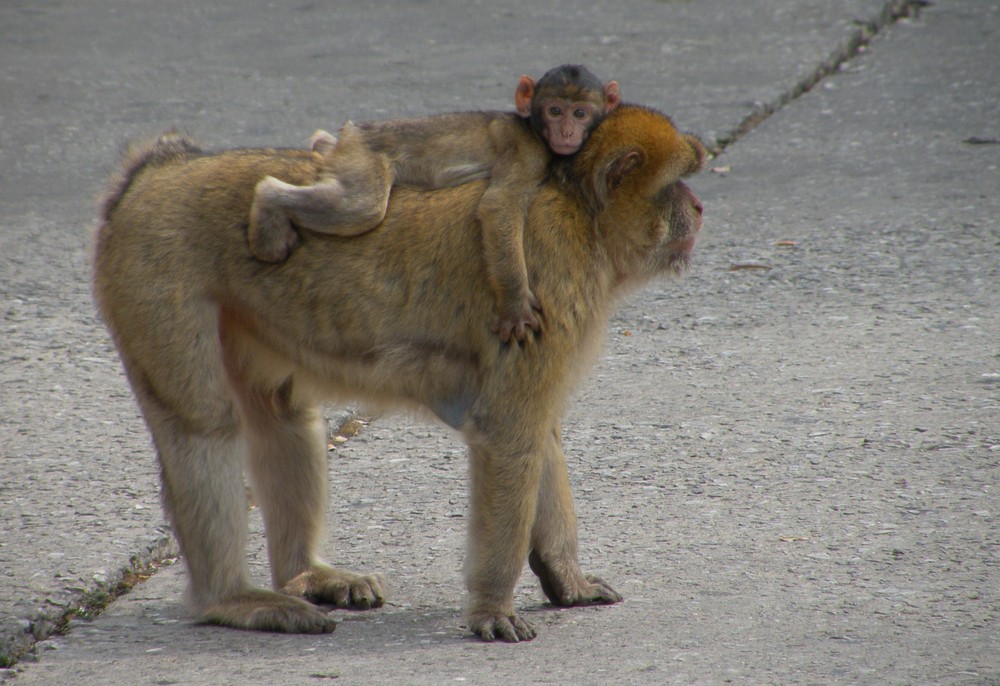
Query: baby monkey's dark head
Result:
<box><xmin>515</xmin><ymin>64</ymin><xmax>621</xmax><ymax>157</ymax></box>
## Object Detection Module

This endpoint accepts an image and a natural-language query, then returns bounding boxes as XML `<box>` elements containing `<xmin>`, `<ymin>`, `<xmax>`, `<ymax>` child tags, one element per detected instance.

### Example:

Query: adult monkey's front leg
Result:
<box><xmin>528</xmin><ymin>426</ymin><xmax>623</xmax><ymax>607</ymax></box>
<box><xmin>463</xmin><ymin>438</ymin><xmax>545</xmax><ymax>642</ymax></box>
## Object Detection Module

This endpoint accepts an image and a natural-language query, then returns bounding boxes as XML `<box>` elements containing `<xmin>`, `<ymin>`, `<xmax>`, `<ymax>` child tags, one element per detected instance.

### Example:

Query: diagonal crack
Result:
<box><xmin>714</xmin><ymin>0</ymin><xmax>930</xmax><ymax>152</ymax></box>
<box><xmin>0</xmin><ymin>536</ymin><xmax>178</xmax><ymax>672</ymax></box>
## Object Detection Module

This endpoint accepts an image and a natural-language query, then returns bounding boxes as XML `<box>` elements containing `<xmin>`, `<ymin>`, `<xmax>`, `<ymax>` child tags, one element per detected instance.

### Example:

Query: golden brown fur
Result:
<box><xmin>93</xmin><ymin>105</ymin><xmax>706</xmax><ymax>641</ymax></box>
<box><xmin>248</xmin><ymin>66</ymin><xmax>621</xmax><ymax>343</ymax></box>
<box><xmin>248</xmin><ymin>112</ymin><xmax>550</xmax><ymax>342</ymax></box>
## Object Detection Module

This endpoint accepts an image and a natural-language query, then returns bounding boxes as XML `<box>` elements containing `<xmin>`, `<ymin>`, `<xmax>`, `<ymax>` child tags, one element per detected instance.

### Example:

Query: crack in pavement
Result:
<box><xmin>714</xmin><ymin>0</ymin><xmax>929</xmax><ymax>153</ymax></box>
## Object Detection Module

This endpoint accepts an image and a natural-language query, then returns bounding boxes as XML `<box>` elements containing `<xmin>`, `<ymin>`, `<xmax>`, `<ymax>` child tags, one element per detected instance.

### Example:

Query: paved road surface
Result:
<box><xmin>1</xmin><ymin>1</ymin><xmax>997</xmax><ymax>684</ymax></box>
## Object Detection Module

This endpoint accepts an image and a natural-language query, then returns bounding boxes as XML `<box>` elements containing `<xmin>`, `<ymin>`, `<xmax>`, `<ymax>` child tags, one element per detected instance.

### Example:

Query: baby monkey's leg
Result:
<box><xmin>248</xmin><ymin>127</ymin><xmax>392</xmax><ymax>262</ymax></box>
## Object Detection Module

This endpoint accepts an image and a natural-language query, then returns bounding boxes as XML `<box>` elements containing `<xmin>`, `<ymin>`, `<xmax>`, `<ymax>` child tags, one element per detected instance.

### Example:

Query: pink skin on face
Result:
<box><xmin>541</xmin><ymin>99</ymin><xmax>599</xmax><ymax>156</ymax></box>
<box><xmin>668</xmin><ymin>184</ymin><xmax>704</xmax><ymax>258</ymax></box>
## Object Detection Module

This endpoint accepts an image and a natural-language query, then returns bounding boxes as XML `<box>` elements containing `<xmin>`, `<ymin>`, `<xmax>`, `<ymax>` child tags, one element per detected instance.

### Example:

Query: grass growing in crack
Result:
<box><xmin>0</xmin><ymin>540</ymin><xmax>178</xmax><ymax>669</ymax></box>
<box><xmin>59</xmin><ymin>553</ymin><xmax>174</xmax><ymax>628</ymax></box>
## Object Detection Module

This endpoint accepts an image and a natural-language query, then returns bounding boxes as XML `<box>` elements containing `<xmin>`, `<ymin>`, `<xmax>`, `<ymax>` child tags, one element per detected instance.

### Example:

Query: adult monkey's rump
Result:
<box><xmin>93</xmin><ymin>105</ymin><xmax>706</xmax><ymax>641</ymax></box>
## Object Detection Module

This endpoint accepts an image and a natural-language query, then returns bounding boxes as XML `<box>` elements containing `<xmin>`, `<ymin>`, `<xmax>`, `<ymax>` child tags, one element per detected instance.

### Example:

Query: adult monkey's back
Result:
<box><xmin>94</xmin><ymin>105</ymin><xmax>707</xmax><ymax>642</ymax></box>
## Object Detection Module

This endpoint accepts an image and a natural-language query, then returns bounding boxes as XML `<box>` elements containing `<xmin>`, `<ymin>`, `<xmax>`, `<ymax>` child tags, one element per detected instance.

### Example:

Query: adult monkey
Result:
<box><xmin>94</xmin><ymin>105</ymin><xmax>706</xmax><ymax>641</ymax></box>
<box><xmin>248</xmin><ymin>65</ymin><xmax>621</xmax><ymax>342</ymax></box>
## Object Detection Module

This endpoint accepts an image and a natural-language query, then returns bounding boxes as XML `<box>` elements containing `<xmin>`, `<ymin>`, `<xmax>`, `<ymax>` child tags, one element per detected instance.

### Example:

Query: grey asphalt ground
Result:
<box><xmin>1</xmin><ymin>0</ymin><xmax>997</xmax><ymax>684</ymax></box>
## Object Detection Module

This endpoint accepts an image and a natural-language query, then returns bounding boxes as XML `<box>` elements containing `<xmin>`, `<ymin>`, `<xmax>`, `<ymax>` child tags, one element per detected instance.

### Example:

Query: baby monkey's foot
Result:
<box><xmin>309</xmin><ymin>129</ymin><xmax>338</xmax><ymax>155</ymax></box>
<box><xmin>248</xmin><ymin>177</ymin><xmax>302</xmax><ymax>263</ymax></box>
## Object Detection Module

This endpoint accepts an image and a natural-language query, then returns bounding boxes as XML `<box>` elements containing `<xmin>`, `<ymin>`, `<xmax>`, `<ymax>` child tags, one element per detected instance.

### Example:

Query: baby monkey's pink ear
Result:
<box><xmin>515</xmin><ymin>75</ymin><xmax>536</xmax><ymax>118</ymax></box>
<box><xmin>603</xmin><ymin>81</ymin><xmax>622</xmax><ymax>112</ymax></box>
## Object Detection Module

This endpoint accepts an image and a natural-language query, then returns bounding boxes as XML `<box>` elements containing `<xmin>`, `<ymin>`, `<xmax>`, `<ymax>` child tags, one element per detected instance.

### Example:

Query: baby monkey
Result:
<box><xmin>248</xmin><ymin>64</ymin><xmax>621</xmax><ymax>341</ymax></box>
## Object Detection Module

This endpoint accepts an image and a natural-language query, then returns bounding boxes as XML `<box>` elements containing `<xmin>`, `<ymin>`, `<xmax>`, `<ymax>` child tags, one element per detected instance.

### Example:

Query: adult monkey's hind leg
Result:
<box><xmin>226</xmin><ymin>330</ymin><xmax>386</xmax><ymax>612</ymax></box>
<box><xmin>130</xmin><ymin>339</ymin><xmax>338</xmax><ymax>633</ymax></box>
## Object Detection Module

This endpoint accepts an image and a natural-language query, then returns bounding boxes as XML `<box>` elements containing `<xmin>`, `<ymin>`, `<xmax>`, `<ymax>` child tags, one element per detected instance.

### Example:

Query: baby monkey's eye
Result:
<box><xmin>573</xmin><ymin>108</ymin><xmax>590</xmax><ymax>119</ymax></box>
<box><xmin>547</xmin><ymin>106</ymin><xmax>563</xmax><ymax>117</ymax></box>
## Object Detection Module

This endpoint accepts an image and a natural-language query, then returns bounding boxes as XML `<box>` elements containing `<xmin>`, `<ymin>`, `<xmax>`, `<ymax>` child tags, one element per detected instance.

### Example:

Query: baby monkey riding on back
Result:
<box><xmin>248</xmin><ymin>64</ymin><xmax>621</xmax><ymax>342</ymax></box>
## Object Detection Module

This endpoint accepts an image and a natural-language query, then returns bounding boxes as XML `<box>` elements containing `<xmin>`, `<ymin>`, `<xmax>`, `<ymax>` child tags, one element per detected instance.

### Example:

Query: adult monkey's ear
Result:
<box><xmin>515</xmin><ymin>75</ymin><xmax>535</xmax><ymax>118</ymax></box>
<box><xmin>680</xmin><ymin>134</ymin><xmax>709</xmax><ymax>176</ymax></box>
<box><xmin>590</xmin><ymin>149</ymin><xmax>644</xmax><ymax>213</ymax></box>
<box><xmin>606</xmin><ymin>149</ymin><xmax>643</xmax><ymax>191</ymax></box>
